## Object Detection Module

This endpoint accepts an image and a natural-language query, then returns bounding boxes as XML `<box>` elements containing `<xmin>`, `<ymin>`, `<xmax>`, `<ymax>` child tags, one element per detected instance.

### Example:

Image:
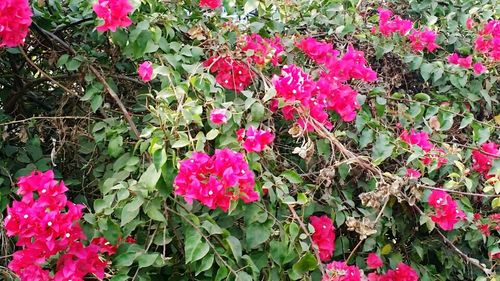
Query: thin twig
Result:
<box><xmin>287</xmin><ymin>205</ymin><xmax>326</xmax><ymax>275</ymax></box>
<box><xmin>20</xmin><ymin>49</ymin><xmax>80</xmax><ymax>98</ymax></box>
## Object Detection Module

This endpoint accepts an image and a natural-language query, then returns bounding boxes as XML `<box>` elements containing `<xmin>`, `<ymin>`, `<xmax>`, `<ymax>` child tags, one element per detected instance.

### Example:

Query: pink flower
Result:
<box><xmin>210</xmin><ymin>108</ymin><xmax>228</xmax><ymax>124</ymax></box>
<box><xmin>366</xmin><ymin>253</ymin><xmax>383</xmax><ymax>269</ymax></box>
<box><xmin>174</xmin><ymin>149</ymin><xmax>259</xmax><ymax>212</ymax></box>
<box><xmin>199</xmin><ymin>0</ymin><xmax>221</xmax><ymax>9</ymax></box>
<box><xmin>447</xmin><ymin>53</ymin><xmax>460</xmax><ymax>64</ymax></box>
<box><xmin>466</xmin><ymin>18</ymin><xmax>475</xmax><ymax>30</ymax></box>
<box><xmin>138</xmin><ymin>61</ymin><xmax>153</xmax><ymax>82</ymax></box>
<box><xmin>472</xmin><ymin>142</ymin><xmax>499</xmax><ymax>177</ymax></box>
<box><xmin>322</xmin><ymin>261</ymin><xmax>361</xmax><ymax>281</ymax></box>
<box><xmin>0</xmin><ymin>0</ymin><xmax>33</xmax><ymax>47</ymax></box>
<box><xmin>428</xmin><ymin>190</ymin><xmax>465</xmax><ymax>230</ymax></box>
<box><xmin>405</xmin><ymin>168</ymin><xmax>421</xmax><ymax>179</ymax></box>
<box><xmin>310</xmin><ymin>215</ymin><xmax>335</xmax><ymax>262</ymax></box>
<box><xmin>378</xmin><ymin>263</ymin><xmax>419</xmax><ymax>281</ymax></box>
<box><xmin>474</xmin><ymin>20</ymin><xmax>500</xmax><ymax>61</ymax></box>
<box><xmin>473</xmin><ymin>62</ymin><xmax>486</xmax><ymax>75</ymax></box>
<box><xmin>93</xmin><ymin>0</ymin><xmax>133</xmax><ymax>32</ymax></box>
<box><xmin>296</xmin><ymin>37</ymin><xmax>337</xmax><ymax>64</ymax></box>
<box><xmin>4</xmin><ymin>170</ymin><xmax>112</xmax><ymax>281</ymax></box>
<box><xmin>237</xmin><ymin>126</ymin><xmax>275</xmax><ymax>153</ymax></box>
<box><xmin>408</xmin><ymin>28</ymin><xmax>439</xmax><ymax>52</ymax></box>
<box><xmin>203</xmin><ymin>56</ymin><xmax>254</xmax><ymax>92</ymax></box>
<box><xmin>240</xmin><ymin>34</ymin><xmax>284</xmax><ymax>66</ymax></box>
<box><xmin>400</xmin><ymin>129</ymin><xmax>434</xmax><ymax>152</ymax></box>
<box><xmin>375</xmin><ymin>8</ymin><xmax>413</xmax><ymax>37</ymax></box>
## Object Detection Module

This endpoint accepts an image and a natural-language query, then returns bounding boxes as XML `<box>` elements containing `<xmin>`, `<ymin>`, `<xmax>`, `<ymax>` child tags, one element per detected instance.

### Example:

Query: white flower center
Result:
<box><xmin>23</xmin><ymin>214</ymin><xmax>28</xmax><ymax>219</ymax></box>
<box><xmin>66</xmin><ymin>233</ymin><xmax>71</xmax><ymax>238</ymax></box>
<box><xmin>208</xmin><ymin>190</ymin><xmax>213</xmax><ymax>196</ymax></box>
<box><xmin>41</xmin><ymin>189</ymin><xmax>46</xmax><ymax>194</ymax></box>
<box><xmin>47</xmin><ymin>221</ymin><xmax>52</xmax><ymax>226</ymax></box>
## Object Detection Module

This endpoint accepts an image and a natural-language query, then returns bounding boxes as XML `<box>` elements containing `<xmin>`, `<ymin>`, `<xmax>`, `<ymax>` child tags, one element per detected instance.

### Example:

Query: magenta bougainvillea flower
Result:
<box><xmin>0</xmin><ymin>0</ymin><xmax>33</xmax><ymax>47</ymax></box>
<box><xmin>366</xmin><ymin>253</ymin><xmax>383</xmax><ymax>269</ymax></box>
<box><xmin>199</xmin><ymin>0</ymin><xmax>222</xmax><ymax>9</ymax></box>
<box><xmin>474</xmin><ymin>20</ymin><xmax>500</xmax><ymax>61</ymax></box>
<box><xmin>203</xmin><ymin>56</ymin><xmax>254</xmax><ymax>92</ymax></box>
<box><xmin>322</xmin><ymin>261</ymin><xmax>362</xmax><ymax>281</ymax></box>
<box><xmin>240</xmin><ymin>34</ymin><xmax>284</xmax><ymax>66</ymax></box>
<box><xmin>400</xmin><ymin>129</ymin><xmax>434</xmax><ymax>152</ymax></box>
<box><xmin>4</xmin><ymin>170</ymin><xmax>117</xmax><ymax>281</ymax></box>
<box><xmin>236</xmin><ymin>126</ymin><xmax>275</xmax><ymax>153</ymax></box>
<box><xmin>405</xmin><ymin>168</ymin><xmax>421</xmax><ymax>179</ymax></box>
<box><xmin>93</xmin><ymin>0</ymin><xmax>133</xmax><ymax>32</ymax></box>
<box><xmin>407</xmin><ymin>27</ymin><xmax>439</xmax><ymax>52</ymax></box>
<box><xmin>428</xmin><ymin>190</ymin><xmax>465</xmax><ymax>231</ymax></box>
<box><xmin>368</xmin><ymin>262</ymin><xmax>419</xmax><ymax>281</ymax></box>
<box><xmin>210</xmin><ymin>108</ymin><xmax>228</xmax><ymax>124</ymax></box>
<box><xmin>472</xmin><ymin>142</ymin><xmax>499</xmax><ymax>177</ymax></box>
<box><xmin>374</xmin><ymin>8</ymin><xmax>413</xmax><ymax>37</ymax></box>
<box><xmin>472</xmin><ymin>62</ymin><xmax>486</xmax><ymax>75</ymax></box>
<box><xmin>138</xmin><ymin>61</ymin><xmax>153</xmax><ymax>82</ymax></box>
<box><xmin>310</xmin><ymin>215</ymin><xmax>335</xmax><ymax>262</ymax></box>
<box><xmin>174</xmin><ymin>149</ymin><xmax>259</xmax><ymax>211</ymax></box>
<box><xmin>273</xmin><ymin>38</ymin><xmax>376</xmax><ymax>130</ymax></box>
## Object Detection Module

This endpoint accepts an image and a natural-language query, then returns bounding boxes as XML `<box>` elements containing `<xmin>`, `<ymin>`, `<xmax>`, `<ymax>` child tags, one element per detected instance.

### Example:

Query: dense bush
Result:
<box><xmin>0</xmin><ymin>0</ymin><xmax>499</xmax><ymax>280</ymax></box>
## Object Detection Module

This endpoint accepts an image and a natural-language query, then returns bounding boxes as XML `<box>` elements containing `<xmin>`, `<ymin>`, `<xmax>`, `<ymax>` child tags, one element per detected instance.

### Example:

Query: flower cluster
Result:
<box><xmin>374</xmin><ymin>8</ymin><xmax>439</xmax><ymax>53</ymax></box>
<box><xmin>474</xmin><ymin>20</ymin><xmax>500</xmax><ymax>61</ymax></box>
<box><xmin>407</xmin><ymin>28</ymin><xmax>439</xmax><ymax>52</ymax></box>
<box><xmin>400</xmin><ymin>129</ymin><xmax>448</xmax><ymax>169</ymax></box>
<box><xmin>204</xmin><ymin>34</ymin><xmax>284</xmax><ymax>92</ymax></box>
<box><xmin>203</xmin><ymin>56</ymin><xmax>254</xmax><ymax>92</ymax></box>
<box><xmin>4</xmin><ymin>170</ymin><xmax>113</xmax><ymax>281</ymax></box>
<box><xmin>367</xmin><ymin>262</ymin><xmax>419</xmax><ymax>281</ymax></box>
<box><xmin>310</xmin><ymin>215</ymin><xmax>335</xmax><ymax>262</ymax></box>
<box><xmin>237</xmin><ymin>126</ymin><xmax>275</xmax><ymax>153</ymax></box>
<box><xmin>373</xmin><ymin>8</ymin><xmax>413</xmax><ymax>37</ymax></box>
<box><xmin>199</xmin><ymin>0</ymin><xmax>221</xmax><ymax>9</ymax></box>
<box><xmin>93</xmin><ymin>0</ymin><xmax>133</xmax><ymax>32</ymax></box>
<box><xmin>138</xmin><ymin>61</ymin><xmax>153</xmax><ymax>82</ymax></box>
<box><xmin>472</xmin><ymin>142</ymin><xmax>499</xmax><ymax>178</ymax></box>
<box><xmin>447</xmin><ymin>53</ymin><xmax>486</xmax><ymax>75</ymax></box>
<box><xmin>322</xmin><ymin>261</ymin><xmax>362</xmax><ymax>281</ymax></box>
<box><xmin>0</xmin><ymin>0</ymin><xmax>33</xmax><ymax>47</ymax></box>
<box><xmin>239</xmin><ymin>34</ymin><xmax>284</xmax><ymax>66</ymax></box>
<box><xmin>174</xmin><ymin>149</ymin><xmax>259</xmax><ymax>212</ymax></box>
<box><xmin>273</xmin><ymin>38</ymin><xmax>376</xmax><ymax>130</ymax></box>
<box><xmin>210</xmin><ymin>108</ymin><xmax>228</xmax><ymax>124</ymax></box>
<box><xmin>428</xmin><ymin>190</ymin><xmax>465</xmax><ymax>231</ymax></box>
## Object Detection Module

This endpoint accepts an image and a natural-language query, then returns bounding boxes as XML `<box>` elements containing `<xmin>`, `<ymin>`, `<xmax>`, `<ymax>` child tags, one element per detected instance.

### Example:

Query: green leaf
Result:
<box><xmin>372</xmin><ymin>135</ymin><xmax>395</xmax><ymax>165</ymax></box>
<box><xmin>280</xmin><ymin>170</ymin><xmax>303</xmax><ymax>184</ymax></box>
<box><xmin>292</xmin><ymin>253</ymin><xmax>317</xmax><ymax>275</ymax></box>
<box><xmin>139</xmin><ymin>164</ymin><xmax>162</xmax><ymax>191</ymax></box>
<box><xmin>184</xmin><ymin>227</ymin><xmax>209</xmax><ymax>263</ymax></box>
<box><xmin>121</xmin><ymin>196</ymin><xmax>144</xmax><ymax>226</ymax></box>
<box><xmin>492</xmin><ymin>197</ymin><xmax>500</xmax><ymax>209</ymax></box>
<box><xmin>172</xmin><ymin>138</ymin><xmax>190</xmax><ymax>148</ymax></box>
<box><xmin>251</xmin><ymin>103</ymin><xmax>266</xmax><ymax>121</ymax></box>
<box><xmin>246</xmin><ymin>221</ymin><xmax>272</xmax><ymax>249</ymax></box>
<box><xmin>226</xmin><ymin>236</ymin><xmax>242</xmax><ymax>262</ymax></box>
<box><xmin>244</xmin><ymin>0</ymin><xmax>259</xmax><ymax>15</ymax></box>
<box><xmin>108</xmin><ymin>136</ymin><xmax>124</xmax><ymax>158</ymax></box>
<box><xmin>359</xmin><ymin>129</ymin><xmax>374</xmax><ymax>149</ymax></box>
<box><xmin>206</xmin><ymin>129</ymin><xmax>219</xmax><ymax>140</ymax></box>
<box><xmin>137</xmin><ymin>253</ymin><xmax>159</xmax><ymax>268</ymax></box>
<box><xmin>459</xmin><ymin>113</ymin><xmax>474</xmax><ymax>129</ymax></box>
<box><xmin>420</xmin><ymin>63</ymin><xmax>433</xmax><ymax>81</ymax></box>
